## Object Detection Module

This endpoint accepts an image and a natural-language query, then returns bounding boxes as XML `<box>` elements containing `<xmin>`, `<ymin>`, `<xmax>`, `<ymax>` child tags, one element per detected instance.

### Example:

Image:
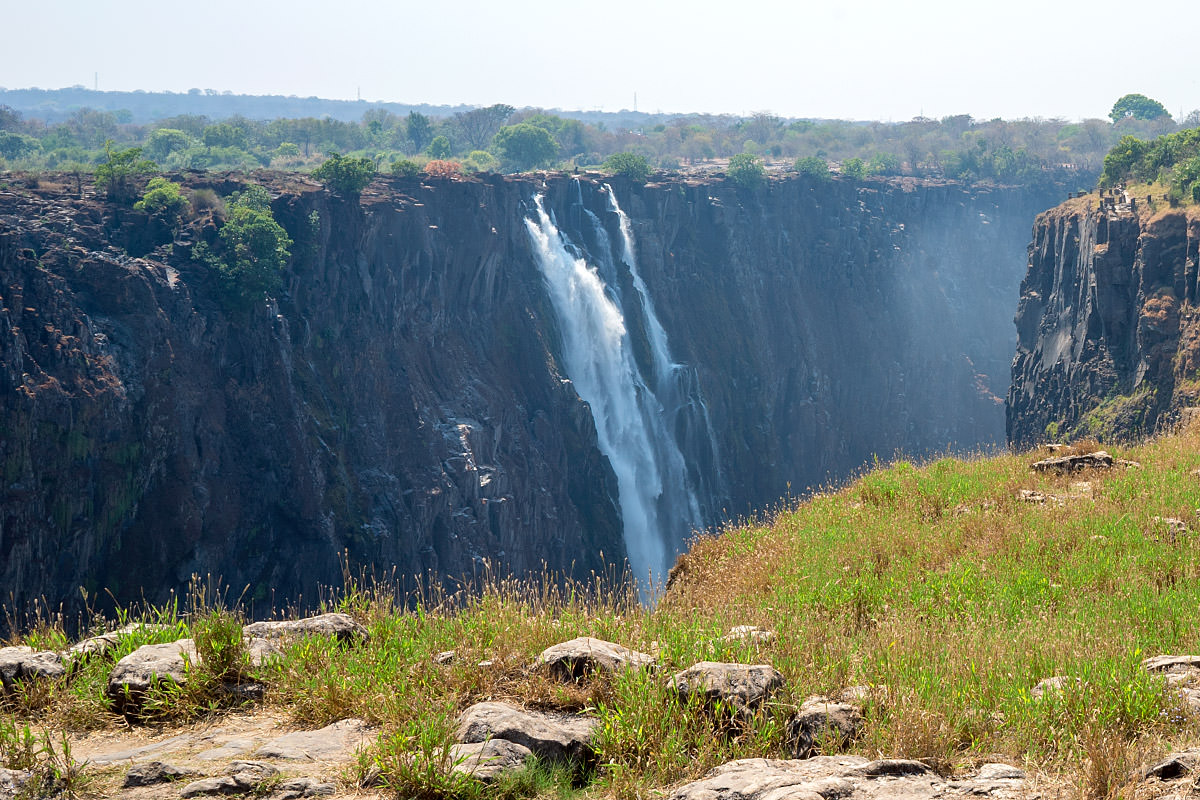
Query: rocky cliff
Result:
<box><xmin>1007</xmin><ymin>195</ymin><xmax>1200</xmax><ymax>449</ymax></box>
<box><xmin>0</xmin><ymin>171</ymin><xmax>1057</xmax><ymax>615</ymax></box>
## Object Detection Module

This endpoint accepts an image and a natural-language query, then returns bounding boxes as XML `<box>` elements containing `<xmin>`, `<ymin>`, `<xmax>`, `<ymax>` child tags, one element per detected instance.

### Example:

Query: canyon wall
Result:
<box><xmin>1007</xmin><ymin>197</ymin><xmax>1200</xmax><ymax>449</ymax></box>
<box><xmin>0</xmin><ymin>172</ymin><xmax>1057</xmax><ymax>614</ymax></box>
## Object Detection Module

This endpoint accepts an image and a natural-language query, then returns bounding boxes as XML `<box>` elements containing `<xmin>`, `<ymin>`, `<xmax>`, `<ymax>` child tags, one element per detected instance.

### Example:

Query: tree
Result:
<box><xmin>390</xmin><ymin>158</ymin><xmax>422</xmax><ymax>178</ymax></box>
<box><xmin>145</xmin><ymin>128</ymin><xmax>192</xmax><ymax>162</ymax></box>
<box><xmin>0</xmin><ymin>131</ymin><xmax>41</xmax><ymax>161</ymax></box>
<box><xmin>203</xmin><ymin>122</ymin><xmax>248</xmax><ymax>149</ymax></box>
<box><xmin>492</xmin><ymin>123</ymin><xmax>558</xmax><ymax>171</ymax></box>
<box><xmin>1110</xmin><ymin>94</ymin><xmax>1171</xmax><ymax>124</ymax></box>
<box><xmin>426</xmin><ymin>135</ymin><xmax>452</xmax><ymax>160</ymax></box>
<box><xmin>452</xmin><ymin>104</ymin><xmax>515</xmax><ymax>150</ymax></box>
<box><xmin>840</xmin><ymin>157</ymin><xmax>867</xmax><ymax>180</ymax></box>
<box><xmin>1099</xmin><ymin>135</ymin><xmax>1147</xmax><ymax>186</ymax></box>
<box><xmin>463</xmin><ymin>150</ymin><xmax>500</xmax><ymax>173</ymax></box>
<box><xmin>312</xmin><ymin>152</ymin><xmax>376</xmax><ymax>195</ymax></box>
<box><xmin>726</xmin><ymin>153</ymin><xmax>765</xmax><ymax>188</ymax></box>
<box><xmin>794</xmin><ymin>156</ymin><xmax>830</xmax><ymax>180</ymax></box>
<box><xmin>94</xmin><ymin>143</ymin><xmax>157</xmax><ymax>203</ymax></box>
<box><xmin>603</xmin><ymin>152</ymin><xmax>651</xmax><ymax>183</ymax></box>
<box><xmin>134</xmin><ymin>177</ymin><xmax>188</xmax><ymax>224</ymax></box>
<box><xmin>406</xmin><ymin>112</ymin><xmax>433</xmax><ymax>153</ymax></box>
<box><xmin>206</xmin><ymin>185</ymin><xmax>293</xmax><ymax>305</ymax></box>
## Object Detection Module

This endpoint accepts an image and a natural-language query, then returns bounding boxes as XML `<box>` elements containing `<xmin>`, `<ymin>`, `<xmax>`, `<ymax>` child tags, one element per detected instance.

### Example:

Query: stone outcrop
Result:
<box><xmin>1008</xmin><ymin>200</ymin><xmax>1200</xmax><ymax>447</ymax></box>
<box><xmin>536</xmin><ymin>636</ymin><xmax>656</xmax><ymax>680</ymax></box>
<box><xmin>105</xmin><ymin>637</ymin><xmax>275</xmax><ymax>710</ymax></box>
<box><xmin>0</xmin><ymin>646</ymin><xmax>65</xmax><ymax>691</ymax></box>
<box><xmin>669</xmin><ymin>661</ymin><xmax>784</xmax><ymax>716</ymax></box>
<box><xmin>454</xmin><ymin>701</ymin><xmax>598</xmax><ymax>765</ymax></box>
<box><xmin>242</xmin><ymin>614</ymin><xmax>368</xmax><ymax>644</ymax></box>
<box><xmin>787</xmin><ymin>697</ymin><xmax>863</xmax><ymax>758</ymax></box>
<box><xmin>447</xmin><ymin>740</ymin><xmax>534</xmax><ymax>782</ymax></box>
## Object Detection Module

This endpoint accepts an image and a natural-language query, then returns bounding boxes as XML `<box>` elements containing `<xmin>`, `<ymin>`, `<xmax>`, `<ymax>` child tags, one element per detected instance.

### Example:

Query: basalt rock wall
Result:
<box><xmin>0</xmin><ymin>173</ymin><xmax>1056</xmax><ymax>614</ymax></box>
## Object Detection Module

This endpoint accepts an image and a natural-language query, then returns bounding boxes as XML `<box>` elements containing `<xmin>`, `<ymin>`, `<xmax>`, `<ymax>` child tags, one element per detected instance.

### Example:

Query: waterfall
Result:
<box><xmin>524</xmin><ymin>191</ymin><xmax>704</xmax><ymax>588</ymax></box>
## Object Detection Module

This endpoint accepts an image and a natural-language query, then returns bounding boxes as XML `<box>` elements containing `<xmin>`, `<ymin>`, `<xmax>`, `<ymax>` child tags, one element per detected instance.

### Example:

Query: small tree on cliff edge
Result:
<box><xmin>94</xmin><ymin>142</ymin><xmax>157</xmax><ymax>203</ymax></box>
<box><xmin>312</xmin><ymin>152</ymin><xmax>376</xmax><ymax>196</ymax></box>
<box><xmin>727</xmin><ymin>153</ymin><xmax>765</xmax><ymax>188</ymax></box>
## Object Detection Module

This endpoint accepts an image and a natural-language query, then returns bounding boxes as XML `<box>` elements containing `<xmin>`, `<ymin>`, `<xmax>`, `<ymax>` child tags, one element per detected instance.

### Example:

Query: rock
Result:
<box><xmin>722</xmin><ymin>626</ymin><xmax>776</xmax><ymax>645</ymax></box>
<box><xmin>179</xmin><ymin>761</ymin><xmax>279</xmax><ymax>797</ymax></box>
<box><xmin>669</xmin><ymin>662</ymin><xmax>784</xmax><ymax>715</ymax></box>
<box><xmin>454</xmin><ymin>701</ymin><xmax>598</xmax><ymax>764</ymax></box>
<box><xmin>106</xmin><ymin>637</ymin><xmax>275</xmax><ymax>709</ymax></box>
<box><xmin>787</xmin><ymin>697</ymin><xmax>863</xmax><ymax>758</ymax></box>
<box><xmin>67</xmin><ymin>623</ymin><xmax>167</xmax><ymax>661</ymax></box>
<box><xmin>975</xmin><ymin>763</ymin><xmax>1025</xmax><ymax>781</ymax></box>
<box><xmin>1143</xmin><ymin>654</ymin><xmax>1200</xmax><ymax>673</ymax></box>
<box><xmin>243</xmin><ymin>613</ymin><xmax>368</xmax><ymax>644</ymax></box>
<box><xmin>1029</xmin><ymin>675</ymin><xmax>1080</xmax><ymax>700</ymax></box>
<box><xmin>0</xmin><ymin>769</ymin><xmax>30</xmax><ymax>797</ymax></box>
<box><xmin>668</xmin><ymin>755</ymin><xmax>1026</xmax><ymax>800</ymax></box>
<box><xmin>448</xmin><ymin>739</ymin><xmax>533</xmax><ymax>782</ymax></box>
<box><xmin>1029</xmin><ymin>451</ymin><xmax>1113</xmax><ymax>473</ymax></box>
<box><xmin>536</xmin><ymin>637</ymin><xmax>655</xmax><ymax>680</ymax></box>
<box><xmin>434</xmin><ymin>650</ymin><xmax>456</xmax><ymax>665</ymax></box>
<box><xmin>0</xmin><ymin>646</ymin><xmax>65</xmax><ymax>691</ymax></box>
<box><xmin>1143</xmin><ymin>749</ymin><xmax>1200</xmax><ymax>780</ymax></box>
<box><xmin>122</xmin><ymin>761</ymin><xmax>199</xmax><ymax>787</ymax></box>
<box><xmin>1150</xmin><ymin>516</ymin><xmax>1189</xmax><ymax>541</ymax></box>
<box><xmin>254</xmin><ymin>718</ymin><xmax>370</xmax><ymax>761</ymax></box>
<box><xmin>1016</xmin><ymin>489</ymin><xmax>1047</xmax><ymax>504</ymax></box>
<box><xmin>1117</xmin><ymin>459</ymin><xmax>1142</xmax><ymax>469</ymax></box>
<box><xmin>275</xmin><ymin>777</ymin><xmax>337</xmax><ymax>798</ymax></box>
<box><xmin>837</xmin><ymin>685</ymin><xmax>877</xmax><ymax>703</ymax></box>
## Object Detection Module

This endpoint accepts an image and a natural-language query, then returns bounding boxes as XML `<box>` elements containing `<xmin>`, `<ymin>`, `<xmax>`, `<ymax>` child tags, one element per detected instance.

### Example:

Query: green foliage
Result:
<box><xmin>462</xmin><ymin>150</ymin><xmax>499</xmax><ymax>173</ymax></box>
<box><xmin>1100</xmin><ymin>135</ymin><xmax>1148</xmax><ymax>186</ymax></box>
<box><xmin>406</xmin><ymin>111</ymin><xmax>433</xmax><ymax>153</ymax></box>
<box><xmin>867</xmin><ymin>151</ymin><xmax>902</xmax><ymax>176</ymax></box>
<box><xmin>133</xmin><ymin>177</ymin><xmax>188</xmax><ymax>222</ymax></box>
<box><xmin>199</xmin><ymin>184</ymin><xmax>292</xmax><ymax>306</ymax></box>
<box><xmin>273</xmin><ymin>141</ymin><xmax>301</xmax><ymax>159</ymax></box>
<box><xmin>312</xmin><ymin>151</ymin><xmax>376</xmax><ymax>195</ymax></box>
<box><xmin>726</xmin><ymin>153</ymin><xmax>765</xmax><ymax>188</ymax></box>
<box><xmin>793</xmin><ymin>155</ymin><xmax>829</xmax><ymax>180</ymax></box>
<box><xmin>1099</xmin><ymin>128</ymin><xmax>1200</xmax><ymax>200</ymax></box>
<box><xmin>426</xmin><ymin>135</ymin><xmax>452</xmax><ymax>160</ymax></box>
<box><xmin>389</xmin><ymin>158</ymin><xmax>423</xmax><ymax>178</ymax></box>
<box><xmin>0</xmin><ymin>131</ymin><xmax>41</xmax><ymax>161</ymax></box>
<box><xmin>93</xmin><ymin>143</ymin><xmax>157</xmax><ymax>203</ymax></box>
<box><xmin>492</xmin><ymin>123</ymin><xmax>559</xmax><ymax>171</ymax></box>
<box><xmin>202</xmin><ymin>122</ymin><xmax>248</xmax><ymax>149</ymax></box>
<box><xmin>602</xmin><ymin>151</ymin><xmax>652</xmax><ymax>183</ymax></box>
<box><xmin>144</xmin><ymin>128</ymin><xmax>192</xmax><ymax>162</ymax></box>
<box><xmin>1110</xmin><ymin>93</ymin><xmax>1171</xmax><ymax>124</ymax></box>
<box><xmin>840</xmin><ymin>156</ymin><xmax>867</xmax><ymax>179</ymax></box>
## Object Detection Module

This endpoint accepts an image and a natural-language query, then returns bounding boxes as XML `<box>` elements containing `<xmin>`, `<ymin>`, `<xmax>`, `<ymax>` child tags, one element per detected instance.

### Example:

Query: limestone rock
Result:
<box><xmin>122</xmin><ymin>761</ymin><xmax>199</xmax><ymax>787</ymax></box>
<box><xmin>787</xmin><ymin>697</ymin><xmax>863</xmax><ymax>758</ymax></box>
<box><xmin>454</xmin><ymin>701</ymin><xmax>598</xmax><ymax>764</ymax></box>
<box><xmin>275</xmin><ymin>777</ymin><xmax>337</xmax><ymax>798</ymax></box>
<box><xmin>448</xmin><ymin>739</ymin><xmax>534</xmax><ymax>782</ymax></box>
<box><xmin>536</xmin><ymin>637</ymin><xmax>655</xmax><ymax>680</ymax></box>
<box><xmin>0</xmin><ymin>646</ymin><xmax>65</xmax><ymax>691</ymax></box>
<box><xmin>668</xmin><ymin>755</ymin><xmax>1026</xmax><ymax>800</ymax></box>
<box><xmin>669</xmin><ymin>661</ymin><xmax>784</xmax><ymax>715</ymax></box>
<box><xmin>254</xmin><ymin>718</ymin><xmax>370</xmax><ymax>761</ymax></box>
<box><xmin>722</xmin><ymin>626</ymin><xmax>776</xmax><ymax>645</ymax></box>
<box><xmin>105</xmin><ymin>637</ymin><xmax>275</xmax><ymax>709</ymax></box>
<box><xmin>67</xmin><ymin>623</ymin><xmax>167</xmax><ymax>661</ymax></box>
<box><xmin>179</xmin><ymin>761</ymin><xmax>278</xmax><ymax>797</ymax></box>
<box><xmin>1029</xmin><ymin>451</ymin><xmax>1113</xmax><ymax>473</ymax></box>
<box><xmin>1143</xmin><ymin>654</ymin><xmax>1200</xmax><ymax>673</ymax></box>
<box><xmin>243</xmin><ymin>613</ymin><xmax>368</xmax><ymax>644</ymax></box>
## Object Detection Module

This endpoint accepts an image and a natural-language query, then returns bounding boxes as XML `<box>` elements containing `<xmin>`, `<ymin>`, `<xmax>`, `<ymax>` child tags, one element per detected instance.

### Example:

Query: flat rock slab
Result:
<box><xmin>67</xmin><ymin>623</ymin><xmax>169</xmax><ymax>661</ymax></box>
<box><xmin>254</xmin><ymin>719</ymin><xmax>370</xmax><ymax>761</ymax></box>
<box><xmin>668</xmin><ymin>755</ymin><xmax>1027</xmax><ymax>800</ymax></box>
<box><xmin>1143</xmin><ymin>749</ymin><xmax>1200</xmax><ymax>780</ymax></box>
<box><xmin>448</xmin><ymin>739</ymin><xmax>534</xmax><ymax>782</ymax></box>
<box><xmin>1143</xmin><ymin>654</ymin><xmax>1200</xmax><ymax>673</ymax></box>
<box><xmin>455</xmin><ymin>701</ymin><xmax>598</xmax><ymax>764</ymax></box>
<box><xmin>123</xmin><ymin>760</ymin><xmax>200</xmax><ymax>787</ymax></box>
<box><xmin>787</xmin><ymin>697</ymin><xmax>863</xmax><ymax>758</ymax></box>
<box><xmin>669</xmin><ymin>661</ymin><xmax>784</xmax><ymax>714</ymax></box>
<box><xmin>1029</xmin><ymin>451</ymin><xmax>1113</xmax><ymax>473</ymax></box>
<box><xmin>537</xmin><ymin>637</ymin><xmax>655</xmax><ymax>680</ymax></box>
<box><xmin>243</xmin><ymin>613</ymin><xmax>368</xmax><ymax>644</ymax></box>
<box><xmin>179</xmin><ymin>760</ymin><xmax>278</xmax><ymax>797</ymax></box>
<box><xmin>0</xmin><ymin>646</ymin><xmax>66</xmax><ymax>690</ymax></box>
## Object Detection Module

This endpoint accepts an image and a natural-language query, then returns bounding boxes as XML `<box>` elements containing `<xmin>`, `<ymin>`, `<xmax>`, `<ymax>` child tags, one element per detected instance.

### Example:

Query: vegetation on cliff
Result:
<box><xmin>1099</xmin><ymin>127</ymin><xmax>1200</xmax><ymax>203</ymax></box>
<box><xmin>6</xmin><ymin>429</ymin><xmax>1200</xmax><ymax>798</ymax></box>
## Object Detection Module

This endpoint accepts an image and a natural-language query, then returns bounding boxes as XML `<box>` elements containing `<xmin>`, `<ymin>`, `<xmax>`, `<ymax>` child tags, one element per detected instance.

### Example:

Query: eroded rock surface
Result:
<box><xmin>123</xmin><ymin>760</ymin><xmax>200</xmax><ymax>787</ymax></box>
<box><xmin>254</xmin><ymin>719</ymin><xmax>370</xmax><ymax>761</ymax></box>
<box><xmin>0</xmin><ymin>646</ymin><xmax>65</xmax><ymax>691</ymax></box>
<box><xmin>669</xmin><ymin>662</ymin><xmax>784</xmax><ymax>715</ymax></box>
<box><xmin>243</xmin><ymin>614</ymin><xmax>368</xmax><ymax>644</ymax></box>
<box><xmin>537</xmin><ymin>637</ymin><xmax>655</xmax><ymax>680</ymax></box>
<box><xmin>448</xmin><ymin>740</ymin><xmax>534</xmax><ymax>782</ymax></box>
<box><xmin>787</xmin><ymin>697</ymin><xmax>863</xmax><ymax>758</ymax></box>
<box><xmin>179</xmin><ymin>761</ymin><xmax>278</xmax><ymax>797</ymax></box>
<box><xmin>454</xmin><ymin>701</ymin><xmax>598</xmax><ymax>764</ymax></box>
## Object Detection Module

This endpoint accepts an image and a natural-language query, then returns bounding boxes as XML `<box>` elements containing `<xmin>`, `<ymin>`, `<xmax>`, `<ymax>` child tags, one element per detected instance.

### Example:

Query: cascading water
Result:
<box><xmin>524</xmin><ymin>189</ymin><xmax>708</xmax><ymax>588</ymax></box>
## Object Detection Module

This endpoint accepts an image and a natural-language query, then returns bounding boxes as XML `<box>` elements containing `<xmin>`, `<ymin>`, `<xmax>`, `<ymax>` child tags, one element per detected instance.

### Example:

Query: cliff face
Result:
<box><xmin>0</xmin><ymin>173</ymin><xmax>1054</xmax><ymax>613</ymax></box>
<box><xmin>1007</xmin><ymin>198</ymin><xmax>1200</xmax><ymax>449</ymax></box>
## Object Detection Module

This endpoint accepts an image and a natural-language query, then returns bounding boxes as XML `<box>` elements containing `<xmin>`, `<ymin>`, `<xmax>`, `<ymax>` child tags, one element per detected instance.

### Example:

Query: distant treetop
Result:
<box><xmin>1110</xmin><ymin>94</ymin><xmax>1171</xmax><ymax>124</ymax></box>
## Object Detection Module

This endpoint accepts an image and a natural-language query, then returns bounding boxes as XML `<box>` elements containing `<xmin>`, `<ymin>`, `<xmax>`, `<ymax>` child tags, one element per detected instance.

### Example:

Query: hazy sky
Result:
<box><xmin>5</xmin><ymin>0</ymin><xmax>1198</xmax><ymax>121</ymax></box>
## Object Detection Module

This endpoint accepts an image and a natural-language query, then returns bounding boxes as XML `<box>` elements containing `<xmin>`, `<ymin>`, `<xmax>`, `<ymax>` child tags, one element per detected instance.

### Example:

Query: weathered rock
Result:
<box><xmin>454</xmin><ymin>701</ymin><xmax>598</xmax><ymax>764</ymax></box>
<box><xmin>275</xmin><ymin>777</ymin><xmax>337</xmax><ymax>798</ymax></box>
<box><xmin>0</xmin><ymin>768</ymin><xmax>30</xmax><ymax>797</ymax></box>
<box><xmin>669</xmin><ymin>662</ymin><xmax>784</xmax><ymax>715</ymax></box>
<box><xmin>976</xmin><ymin>763</ymin><xmax>1025</xmax><ymax>781</ymax></box>
<box><xmin>1029</xmin><ymin>675</ymin><xmax>1080</xmax><ymax>700</ymax></box>
<box><xmin>536</xmin><ymin>637</ymin><xmax>655</xmax><ymax>680</ymax></box>
<box><xmin>0</xmin><ymin>646</ymin><xmax>65</xmax><ymax>691</ymax></box>
<box><xmin>1143</xmin><ymin>654</ymin><xmax>1200</xmax><ymax>673</ymax></box>
<box><xmin>434</xmin><ymin>650</ymin><xmax>456</xmax><ymax>665</ymax></box>
<box><xmin>1029</xmin><ymin>451</ymin><xmax>1113</xmax><ymax>473</ymax></box>
<box><xmin>787</xmin><ymin>697</ymin><xmax>863</xmax><ymax>758</ymax></box>
<box><xmin>448</xmin><ymin>739</ymin><xmax>534</xmax><ymax>782</ymax></box>
<box><xmin>254</xmin><ymin>718</ymin><xmax>370</xmax><ymax>761</ymax></box>
<box><xmin>1150</xmin><ymin>516</ymin><xmax>1189</xmax><ymax>541</ymax></box>
<box><xmin>1016</xmin><ymin>489</ymin><xmax>1048</xmax><ymax>504</ymax></box>
<box><xmin>67</xmin><ymin>623</ymin><xmax>168</xmax><ymax>661</ymax></box>
<box><xmin>667</xmin><ymin>755</ymin><xmax>1026</xmax><ymax>800</ymax></box>
<box><xmin>722</xmin><ymin>626</ymin><xmax>777</xmax><ymax>645</ymax></box>
<box><xmin>122</xmin><ymin>761</ymin><xmax>199</xmax><ymax>787</ymax></box>
<box><xmin>1143</xmin><ymin>749</ymin><xmax>1200</xmax><ymax>780</ymax></box>
<box><xmin>179</xmin><ymin>761</ymin><xmax>278</xmax><ymax>797</ymax></box>
<box><xmin>105</xmin><ymin>637</ymin><xmax>275</xmax><ymax>709</ymax></box>
<box><xmin>243</xmin><ymin>613</ymin><xmax>368</xmax><ymax>644</ymax></box>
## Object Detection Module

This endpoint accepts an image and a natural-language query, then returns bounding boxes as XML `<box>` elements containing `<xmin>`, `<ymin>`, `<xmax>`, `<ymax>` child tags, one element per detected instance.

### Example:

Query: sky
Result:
<box><xmin>4</xmin><ymin>0</ymin><xmax>1199</xmax><ymax>122</ymax></box>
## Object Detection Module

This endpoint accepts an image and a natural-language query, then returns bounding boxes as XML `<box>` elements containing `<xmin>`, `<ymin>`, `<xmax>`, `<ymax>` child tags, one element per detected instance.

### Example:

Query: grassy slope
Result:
<box><xmin>7</xmin><ymin>430</ymin><xmax>1200</xmax><ymax>798</ymax></box>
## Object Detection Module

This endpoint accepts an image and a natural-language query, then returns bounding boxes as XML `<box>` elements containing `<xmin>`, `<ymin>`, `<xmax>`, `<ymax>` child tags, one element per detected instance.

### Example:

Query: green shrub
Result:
<box><xmin>426</xmin><ymin>135</ymin><xmax>452</xmax><ymax>160</ymax></box>
<box><xmin>312</xmin><ymin>152</ymin><xmax>376</xmax><ymax>195</ymax></box>
<box><xmin>793</xmin><ymin>156</ymin><xmax>830</xmax><ymax>180</ymax></box>
<box><xmin>94</xmin><ymin>143</ymin><xmax>157</xmax><ymax>203</ymax></box>
<box><xmin>195</xmin><ymin>184</ymin><xmax>292</xmax><ymax>307</ymax></box>
<box><xmin>463</xmin><ymin>150</ymin><xmax>499</xmax><ymax>173</ymax></box>
<box><xmin>840</xmin><ymin>156</ymin><xmax>867</xmax><ymax>179</ymax></box>
<box><xmin>133</xmin><ymin>177</ymin><xmax>188</xmax><ymax>222</ymax></box>
<box><xmin>603</xmin><ymin>152</ymin><xmax>652</xmax><ymax>183</ymax></box>
<box><xmin>390</xmin><ymin>158</ymin><xmax>423</xmax><ymax>178</ymax></box>
<box><xmin>726</xmin><ymin>153</ymin><xmax>764</xmax><ymax>188</ymax></box>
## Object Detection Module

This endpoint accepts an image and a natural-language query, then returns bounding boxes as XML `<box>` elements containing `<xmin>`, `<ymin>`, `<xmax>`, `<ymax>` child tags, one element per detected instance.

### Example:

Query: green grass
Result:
<box><xmin>8</xmin><ymin>430</ymin><xmax>1200</xmax><ymax>798</ymax></box>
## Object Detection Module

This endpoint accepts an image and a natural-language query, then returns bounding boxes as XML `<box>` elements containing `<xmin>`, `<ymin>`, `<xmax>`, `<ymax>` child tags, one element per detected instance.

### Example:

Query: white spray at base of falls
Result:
<box><xmin>525</xmin><ymin>192</ymin><xmax>702</xmax><ymax>587</ymax></box>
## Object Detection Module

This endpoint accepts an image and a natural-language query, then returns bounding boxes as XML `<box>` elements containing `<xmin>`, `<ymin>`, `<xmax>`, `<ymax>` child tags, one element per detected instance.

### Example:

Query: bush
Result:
<box><xmin>190</xmin><ymin>188</ymin><xmax>224</xmax><ymax>217</ymax></box>
<box><xmin>133</xmin><ymin>177</ymin><xmax>188</xmax><ymax>222</ymax></box>
<box><xmin>423</xmin><ymin>160</ymin><xmax>462</xmax><ymax>178</ymax></box>
<box><xmin>602</xmin><ymin>152</ymin><xmax>651</xmax><ymax>183</ymax></box>
<box><xmin>463</xmin><ymin>150</ymin><xmax>499</xmax><ymax>173</ymax></box>
<box><xmin>840</xmin><ymin>157</ymin><xmax>867</xmax><ymax>180</ymax></box>
<box><xmin>312</xmin><ymin>152</ymin><xmax>376</xmax><ymax>195</ymax></box>
<box><xmin>94</xmin><ymin>143</ymin><xmax>157</xmax><ymax>203</ymax></box>
<box><xmin>726</xmin><ymin>153</ymin><xmax>765</xmax><ymax>188</ymax></box>
<box><xmin>390</xmin><ymin>158</ymin><xmax>423</xmax><ymax>178</ymax></box>
<box><xmin>196</xmin><ymin>184</ymin><xmax>292</xmax><ymax>307</ymax></box>
<box><xmin>492</xmin><ymin>123</ymin><xmax>559</xmax><ymax>172</ymax></box>
<box><xmin>426</xmin><ymin>135</ymin><xmax>452</xmax><ymax>160</ymax></box>
<box><xmin>793</xmin><ymin>156</ymin><xmax>829</xmax><ymax>180</ymax></box>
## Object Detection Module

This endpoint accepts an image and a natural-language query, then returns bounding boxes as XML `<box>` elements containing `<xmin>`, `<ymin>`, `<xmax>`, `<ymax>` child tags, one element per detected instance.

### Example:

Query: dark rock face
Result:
<box><xmin>0</xmin><ymin>174</ymin><xmax>1054</xmax><ymax>614</ymax></box>
<box><xmin>1008</xmin><ymin>201</ymin><xmax>1200</xmax><ymax>448</ymax></box>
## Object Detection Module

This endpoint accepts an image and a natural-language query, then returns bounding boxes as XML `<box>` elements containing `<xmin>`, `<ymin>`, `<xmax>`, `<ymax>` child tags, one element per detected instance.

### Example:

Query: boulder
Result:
<box><xmin>67</xmin><ymin>623</ymin><xmax>168</xmax><ymax>661</ymax></box>
<box><xmin>722</xmin><ymin>626</ymin><xmax>776</xmax><ymax>645</ymax></box>
<box><xmin>254</xmin><ymin>718</ymin><xmax>370</xmax><ymax>761</ymax></box>
<box><xmin>243</xmin><ymin>613</ymin><xmax>368</xmax><ymax>644</ymax></box>
<box><xmin>454</xmin><ymin>701</ymin><xmax>598</xmax><ymax>764</ymax></box>
<box><xmin>667</xmin><ymin>755</ymin><xmax>1026</xmax><ymax>800</ymax></box>
<box><xmin>669</xmin><ymin>662</ymin><xmax>784</xmax><ymax>715</ymax></box>
<box><xmin>275</xmin><ymin>777</ymin><xmax>337</xmax><ymax>798</ymax></box>
<box><xmin>536</xmin><ymin>637</ymin><xmax>655</xmax><ymax>680</ymax></box>
<box><xmin>1029</xmin><ymin>451</ymin><xmax>1113</xmax><ymax>473</ymax></box>
<box><xmin>0</xmin><ymin>646</ymin><xmax>65</xmax><ymax>692</ymax></box>
<box><xmin>1029</xmin><ymin>675</ymin><xmax>1079</xmax><ymax>700</ymax></box>
<box><xmin>448</xmin><ymin>739</ymin><xmax>534</xmax><ymax>782</ymax></box>
<box><xmin>179</xmin><ymin>761</ymin><xmax>278</xmax><ymax>797</ymax></box>
<box><xmin>105</xmin><ymin>637</ymin><xmax>275</xmax><ymax>709</ymax></box>
<box><xmin>122</xmin><ymin>761</ymin><xmax>200</xmax><ymax>787</ymax></box>
<box><xmin>0</xmin><ymin>768</ymin><xmax>30</xmax><ymax>797</ymax></box>
<box><xmin>787</xmin><ymin>697</ymin><xmax>863</xmax><ymax>758</ymax></box>
<box><xmin>1143</xmin><ymin>654</ymin><xmax>1200</xmax><ymax>673</ymax></box>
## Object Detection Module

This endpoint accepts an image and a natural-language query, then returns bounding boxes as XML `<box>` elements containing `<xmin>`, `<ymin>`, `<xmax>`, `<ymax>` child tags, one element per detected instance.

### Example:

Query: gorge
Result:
<box><xmin>0</xmin><ymin>172</ymin><xmax>1063</xmax><ymax>616</ymax></box>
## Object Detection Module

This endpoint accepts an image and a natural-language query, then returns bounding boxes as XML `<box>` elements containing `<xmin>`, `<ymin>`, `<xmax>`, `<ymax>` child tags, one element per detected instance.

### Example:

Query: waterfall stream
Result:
<box><xmin>524</xmin><ymin>188</ymin><xmax>708</xmax><ymax>588</ymax></box>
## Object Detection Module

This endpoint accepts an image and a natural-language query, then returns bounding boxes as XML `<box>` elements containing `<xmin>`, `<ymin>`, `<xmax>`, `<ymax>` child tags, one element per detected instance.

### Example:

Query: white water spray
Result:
<box><xmin>525</xmin><ymin>192</ymin><xmax>702</xmax><ymax>587</ymax></box>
